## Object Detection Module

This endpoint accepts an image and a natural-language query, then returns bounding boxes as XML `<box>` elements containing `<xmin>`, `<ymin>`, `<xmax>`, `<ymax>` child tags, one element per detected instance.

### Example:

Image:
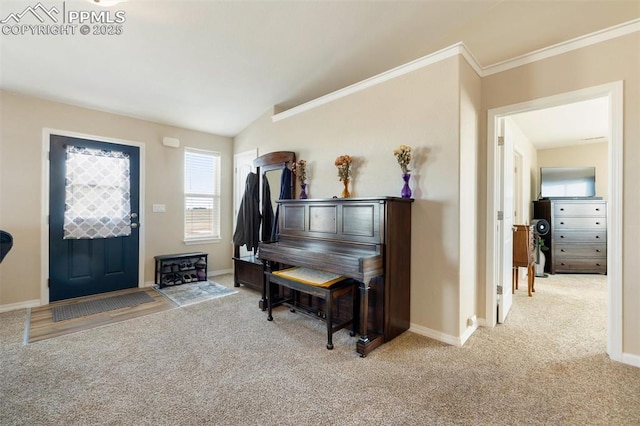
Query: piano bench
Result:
<box><xmin>265</xmin><ymin>270</ymin><xmax>357</xmax><ymax>350</ymax></box>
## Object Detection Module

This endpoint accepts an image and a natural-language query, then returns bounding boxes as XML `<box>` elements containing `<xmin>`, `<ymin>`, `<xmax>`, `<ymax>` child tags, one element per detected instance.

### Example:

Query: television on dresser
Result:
<box><xmin>539</xmin><ymin>166</ymin><xmax>596</xmax><ymax>199</ymax></box>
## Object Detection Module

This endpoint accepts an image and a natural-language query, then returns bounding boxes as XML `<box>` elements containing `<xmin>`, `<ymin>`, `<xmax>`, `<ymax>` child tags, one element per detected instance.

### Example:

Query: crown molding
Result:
<box><xmin>272</xmin><ymin>18</ymin><xmax>640</xmax><ymax>122</ymax></box>
<box><xmin>273</xmin><ymin>42</ymin><xmax>478</xmax><ymax>123</ymax></box>
<box><xmin>482</xmin><ymin>18</ymin><xmax>640</xmax><ymax>76</ymax></box>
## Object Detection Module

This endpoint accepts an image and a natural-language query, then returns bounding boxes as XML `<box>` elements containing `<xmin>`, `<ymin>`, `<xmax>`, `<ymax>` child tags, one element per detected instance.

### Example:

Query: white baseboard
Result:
<box><xmin>460</xmin><ymin>322</ymin><xmax>479</xmax><ymax>346</ymax></box>
<box><xmin>410</xmin><ymin>323</ymin><xmax>456</xmax><ymax>347</ymax></box>
<box><xmin>209</xmin><ymin>268</ymin><xmax>233</xmax><ymax>277</ymax></box>
<box><xmin>622</xmin><ymin>352</ymin><xmax>640</xmax><ymax>368</ymax></box>
<box><xmin>410</xmin><ymin>319</ymin><xmax>480</xmax><ymax>347</ymax></box>
<box><xmin>0</xmin><ymin>299</ymin><xmax>41</xmax><ymax>313</ymax></box>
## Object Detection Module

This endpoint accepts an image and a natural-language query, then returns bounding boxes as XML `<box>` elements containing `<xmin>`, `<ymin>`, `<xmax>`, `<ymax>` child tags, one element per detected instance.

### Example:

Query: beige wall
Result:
<box><xmin>0</xmin><ymin>90</ymin><xmax>234</xmax><ymax>307</ymax></box>
<box><xmin>459</xmin><ymin>58</ymin><xmax>481</xmax><ymax>337</ymax></box>
<box><xmin>481</xmin><ymin>33</ymin><xmax>640</xmax><ymax>356</ymax></box>
<box><xmin>236</xmin><ymin>56</ymin><xmax>480</xmax><ymax>341</ymax></box>
<box><xmin>537</xmin><ymin>142</ymin><xmax>609</xmax><ymax>200</ymax></box>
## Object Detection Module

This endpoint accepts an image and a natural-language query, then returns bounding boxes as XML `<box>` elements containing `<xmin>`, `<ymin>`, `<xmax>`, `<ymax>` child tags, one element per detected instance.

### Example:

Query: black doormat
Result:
<box><xmin>52</xmin><ymin>291</ymin><xmax>154</xmax><ymax>322</ymax></box>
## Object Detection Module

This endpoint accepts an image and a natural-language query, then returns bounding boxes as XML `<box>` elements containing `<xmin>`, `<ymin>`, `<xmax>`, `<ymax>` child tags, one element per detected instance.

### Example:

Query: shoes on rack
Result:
<box><xmin>180</xmin><ymin>261</ymin><xmax>193</xmax><ymax>271</ymax></box>
<box><xmin>163</xmin><ymin>272</ymin><xmax>185</xmax><ymax>286</ymax></box>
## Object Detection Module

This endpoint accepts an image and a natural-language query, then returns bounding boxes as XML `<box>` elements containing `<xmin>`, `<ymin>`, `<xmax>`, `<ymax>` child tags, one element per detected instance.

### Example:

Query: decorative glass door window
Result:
<box><xmin>63</xmin><ymin>145</ymin><xmax>132</xmax><ymax>239</ymax></box>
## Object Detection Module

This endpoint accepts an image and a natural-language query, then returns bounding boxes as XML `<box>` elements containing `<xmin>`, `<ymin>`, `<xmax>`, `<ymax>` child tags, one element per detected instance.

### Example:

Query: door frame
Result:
<box><xmin>485</xmin><ymin>81</ymin><xmax>623</xmax><ymax>362</ymax></box>
<box><xmin>41</xmin><ymin>128</ymin><xmax>146</xmax><ymax>305</ymax></box>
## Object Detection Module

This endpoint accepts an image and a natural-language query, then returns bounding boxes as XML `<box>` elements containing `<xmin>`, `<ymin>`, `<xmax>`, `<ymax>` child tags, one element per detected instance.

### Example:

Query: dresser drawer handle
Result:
<box><xmin>560</xmin><ymin>208</ymin><xmax>565</xmax><ymax>211</ymax></box>
<box><xmin>560</xmin><ymin>222</ymin><xmax>565</xmax><ymax>225</ymax></box>
<box><xmin>560</xmin><ymin>235</ymin><xmax>565</xmax><ymax>239</ymax></box>
<box><xmin>596</xmin><ymin>263</ymin><xmax>601</xmax><ymax>266</ymax></box>
<box><xmin>561</xmin><ymin>262</ymin><xmax>566</xmax><ymax>266</ymax></box>
<box><xmin>595</xmin><ymin>235</ymin><xmax>600</xmax><ymax>239</ymax></box>
<box><xmin>596</xmin><ymin>249</ymin><xmax>601</xmax><ymax>252</ymax></box>
<box><xmin>560</xmin><ymin>249</ymin><xmax>565</xmax><ymax>252</ymax></box>
<box><xmin>595</xmin><ymin>222</ymin><xmax>600</xmax><ymax>225</ymax></box>
<box><xmin>595</xmin><ymin>208</ymin><xmax>600</xmax><ymax>211</ymax></box>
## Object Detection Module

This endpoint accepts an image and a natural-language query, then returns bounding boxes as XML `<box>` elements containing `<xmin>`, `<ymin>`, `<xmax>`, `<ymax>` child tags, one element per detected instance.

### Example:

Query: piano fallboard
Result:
<box><xmin>258</xmin><ymin>238</ymin><xmax>383</xmax><ymax>281</ymax></box>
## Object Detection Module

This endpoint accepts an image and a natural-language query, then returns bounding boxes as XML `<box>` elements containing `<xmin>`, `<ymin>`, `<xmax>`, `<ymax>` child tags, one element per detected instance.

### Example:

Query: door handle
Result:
<box><xmin>131</xmin><ymin>213</ymin><xmax>138</xmax><ymax>219</ymax></box>
<box><xmin>130</xmin><ymin>223</ymin><xmax>139</xmax><ymax>229</ymax></box>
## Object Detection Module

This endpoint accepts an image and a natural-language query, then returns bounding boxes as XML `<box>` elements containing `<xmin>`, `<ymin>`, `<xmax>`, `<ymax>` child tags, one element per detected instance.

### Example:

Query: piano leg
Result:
<box><xmin>356</xmin><ymin>279</ymin><xmax>384</xmax><ymax>357</ymax></box>
<box><xmin>358</xmin><ymin>281</ymin><xmax>370</xmax><ymax>346</ymax></box>
<box><xmin>266</xmin><ymin>276</ymin><xmax>273</xmax><ymax>322</ymax></box>
<box><xmin>326</xmin><ymin>290</ymin><xmax>334</xmax><ymax>350</ymax></box>
<box><xmin>260</xmin><ymin>261</ymin><xmax>271</xmax><ymax>311</ymax></box>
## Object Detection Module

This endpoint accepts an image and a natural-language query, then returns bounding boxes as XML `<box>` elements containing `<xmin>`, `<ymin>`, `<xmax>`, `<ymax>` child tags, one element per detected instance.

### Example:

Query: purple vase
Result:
<box><xmin>401</xmin><ymin>173</ymin><xmax>412</xmax><ymax>199</ymax></box>
<box><xmin>300</xmin><ymin>183</ymin><xmax>308</xmax><ymax>199</ymax></box>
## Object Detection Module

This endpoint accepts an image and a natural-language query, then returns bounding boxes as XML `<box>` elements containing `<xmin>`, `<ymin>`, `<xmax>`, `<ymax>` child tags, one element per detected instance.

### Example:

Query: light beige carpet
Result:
<box><xmin>1</xmin><ymin>273</ymin><xmax>639</xmax><ymax>425</ymax></box>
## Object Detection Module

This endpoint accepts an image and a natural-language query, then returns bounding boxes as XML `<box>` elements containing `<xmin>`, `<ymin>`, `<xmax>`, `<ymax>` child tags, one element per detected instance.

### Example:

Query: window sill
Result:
<box><xmin>184</xmin><ymin>237</ymin><xmax>221</xmax><ymax>246</ymax></box>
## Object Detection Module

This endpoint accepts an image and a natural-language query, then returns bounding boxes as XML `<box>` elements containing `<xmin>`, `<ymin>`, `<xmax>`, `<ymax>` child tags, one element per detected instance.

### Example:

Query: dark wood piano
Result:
<box><xmin>258</xmin><ymin>196</ymin><xmax>412</xmax><ymax>356</ymax></box>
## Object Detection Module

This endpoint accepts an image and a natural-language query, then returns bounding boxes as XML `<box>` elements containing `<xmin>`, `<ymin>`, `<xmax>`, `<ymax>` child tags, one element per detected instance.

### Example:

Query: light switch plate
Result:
<box><xmin>152</xmin><ymin>204</ymin><xmax>166</xmax><ymax>213</ymax></box>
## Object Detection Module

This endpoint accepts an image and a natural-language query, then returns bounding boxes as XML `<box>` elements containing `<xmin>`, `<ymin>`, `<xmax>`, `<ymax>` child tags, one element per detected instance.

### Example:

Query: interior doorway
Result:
<box><xmin>485</xmin><ymin>81</ymin><xmax>623</xmax><ymax>362</ymax></box>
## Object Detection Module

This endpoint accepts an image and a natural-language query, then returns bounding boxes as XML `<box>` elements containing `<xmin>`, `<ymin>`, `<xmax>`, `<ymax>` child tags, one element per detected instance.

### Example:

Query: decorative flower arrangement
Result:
<box><xmin>292</xmin><ymin>159</ymin><xmax>307</xmax><ymax>183</ymax></box>
<box><xmin>334</xmin><ymin>155</ymin><xmax>353</xmax><ymax>182</ymax></box>
<box><xmin>393</xmin><ymin>144</ymin><xmax>412</xmax><ymax>174</ymax></box>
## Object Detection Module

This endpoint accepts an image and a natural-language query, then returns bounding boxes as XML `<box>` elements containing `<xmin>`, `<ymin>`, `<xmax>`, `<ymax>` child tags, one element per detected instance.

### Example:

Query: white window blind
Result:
<box><xmin>184</xmin><ymin>149</ymin><xmax>220</xmax><ymax>241</ymax></box>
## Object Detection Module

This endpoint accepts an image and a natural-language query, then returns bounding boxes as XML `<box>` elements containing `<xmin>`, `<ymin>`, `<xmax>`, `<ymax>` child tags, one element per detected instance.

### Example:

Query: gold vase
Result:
<box><xmin>341</xmin><ymin>179</ymin><xmax>351</xmax><ymax>198</ymax></box>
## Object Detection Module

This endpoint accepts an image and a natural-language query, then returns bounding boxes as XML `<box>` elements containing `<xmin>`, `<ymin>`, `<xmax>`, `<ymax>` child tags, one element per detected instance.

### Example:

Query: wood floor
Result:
<box><xmin>27</xmin><ymin>287</ymin><xmax>177</xmax><ymax>343</ymax></box>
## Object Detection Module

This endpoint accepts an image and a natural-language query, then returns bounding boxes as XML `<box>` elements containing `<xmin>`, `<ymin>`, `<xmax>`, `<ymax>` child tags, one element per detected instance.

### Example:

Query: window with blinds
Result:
<box><xmin>184</xmin><ymin>148</ymin><xmax>221</xmax><ymax>242</ymax></box>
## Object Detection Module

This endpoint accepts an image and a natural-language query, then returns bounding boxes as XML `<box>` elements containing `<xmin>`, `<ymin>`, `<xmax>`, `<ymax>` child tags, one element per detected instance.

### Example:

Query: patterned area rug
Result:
<box><xmin>52</xmin><ymin>291</ymin><xmax>154</xmax><ymax>322</ymax></box>
<box><xmin>156</xmin><ymin>280</ymin><xmax>237</xmax><ymax>307</ymax></box>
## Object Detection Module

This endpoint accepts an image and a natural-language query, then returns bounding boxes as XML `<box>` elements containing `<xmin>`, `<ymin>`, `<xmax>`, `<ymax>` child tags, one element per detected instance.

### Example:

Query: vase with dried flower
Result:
<box><xmin>335</xmin><ymin>154</ymin><xmax>353</xmax><ymax>198</ymax></box>
<box><xmin>393</xmin><ymin>144</ymin><xmax>412</xmax><ymax>198</ymax></box>
<box><xmin>292</xmin><ymin>159</ymin><xmax>308</xmax><ymax>199</ymax></box>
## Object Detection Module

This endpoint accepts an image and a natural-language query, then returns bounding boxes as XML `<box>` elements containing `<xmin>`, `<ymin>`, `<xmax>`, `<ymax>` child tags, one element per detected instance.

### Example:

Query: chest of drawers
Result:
<box><xmin>533</xmin><ymin>199</ymin><xmax>607</xmax><ymax>274</ymax></box>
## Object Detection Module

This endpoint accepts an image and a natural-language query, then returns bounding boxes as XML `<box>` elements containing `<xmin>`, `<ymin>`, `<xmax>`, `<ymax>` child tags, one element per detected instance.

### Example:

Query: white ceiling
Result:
<box><xmin>509</xmin><ymin>97</ymin><xmax>610</xmax><ymax>149</ymax></box>
<box><xmin>1</xmin><ymin>1</ymin><xmax>638</xmax><ymax>137</ymax></box>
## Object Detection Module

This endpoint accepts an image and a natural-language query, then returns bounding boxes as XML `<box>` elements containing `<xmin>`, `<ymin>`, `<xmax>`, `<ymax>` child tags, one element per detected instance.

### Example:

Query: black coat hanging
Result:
<box><xmin>271</xmin><ymin>166</ymin><xmax>293</xmax><ymax>241</ymax></box>
<box><xmin>232</xmin><ymin>172</ymin><xmax>261</xmax><ymax>251</ymax></box>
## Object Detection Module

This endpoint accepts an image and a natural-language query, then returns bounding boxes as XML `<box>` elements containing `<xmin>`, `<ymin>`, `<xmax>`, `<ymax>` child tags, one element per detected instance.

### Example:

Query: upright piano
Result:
<box><xmin>258</xmin><ymin>196</ymin><xmax>412</xmax><ymax>356</ymax></box>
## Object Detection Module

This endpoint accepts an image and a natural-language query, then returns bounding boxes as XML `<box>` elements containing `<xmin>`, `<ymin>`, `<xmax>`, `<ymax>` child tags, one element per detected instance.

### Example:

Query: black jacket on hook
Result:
<box><xmin>232</xmin><ymin>172</ymin><xmax>261</xmax><ymax>251</ymax></box>
<box><xmin>262</xmin><ymin>177</ymin><xmax>274</xmax><ymax>242</ymax></box>
<box><xmin>271</xmin><ymin>166</ymin><xmax>293</xmax><ymax>241</ymax></box>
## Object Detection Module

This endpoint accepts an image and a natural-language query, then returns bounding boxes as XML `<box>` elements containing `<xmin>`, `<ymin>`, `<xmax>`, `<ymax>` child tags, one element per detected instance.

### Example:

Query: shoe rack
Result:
<box><xmin>154</xmin><ymin>252</ymin><xmax>208</xmax><ymax>288</ymax></box>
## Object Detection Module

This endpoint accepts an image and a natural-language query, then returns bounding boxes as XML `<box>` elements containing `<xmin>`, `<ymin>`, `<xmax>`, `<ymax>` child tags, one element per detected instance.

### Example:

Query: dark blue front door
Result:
<box><xmin>49</xmin><ymin>135</ymin><xmax>140</xmax><ymax>302</ymax></box>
